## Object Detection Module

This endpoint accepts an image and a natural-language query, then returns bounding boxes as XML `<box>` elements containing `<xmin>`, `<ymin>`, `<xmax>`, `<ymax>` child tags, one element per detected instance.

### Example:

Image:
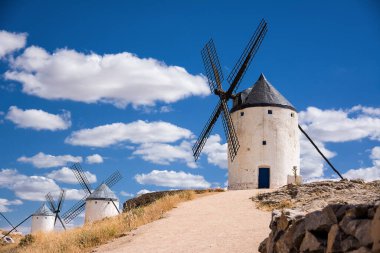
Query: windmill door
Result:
<box><xmin>258</xmin><ymin>168</ymin><xmax>270</xmax><ymax>188</ymax></box>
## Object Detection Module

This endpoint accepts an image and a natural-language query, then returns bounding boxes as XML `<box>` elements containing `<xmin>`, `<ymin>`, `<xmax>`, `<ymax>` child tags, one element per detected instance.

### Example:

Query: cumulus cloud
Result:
<box><xmin>46</xmin><ymin>167</ymin><xmax>97</xmax><ymax>184</ymax></box>
<box><xmin>6</xmin><ymin>106</ymin><xmax>71</xmax><ymax>131</ymax></box>
<box><xmin>65</xmin><ymin>120</ymin><xmax>192</xmax><ymax>147</ymax></box>
<box><xmin>120</xmin><ymin>191</ymin><xmax>134</xmax><ymax>197</ymax></box>
<box><xmin>299</xmin><ymin>105</ymin><xmax>380</xmax><ymax>180</ymax></box>
<box><xmin>202</xmin><ymin>134</ymin><xmax>228</xmax><ymax>169</ymax></box>
<box><xmin>4</xmin><ymin>46</ymin><xmax>209</xmax><ymax>108</ymax></box>
<box><xmin>299</xmin><ymin>106</ymin><xmax>380</xmax><ymax>143</ymax></box>
<box><xmin>0</xmin><ymin>31</ymin><xmax>27</xmax><ymax>58</ymax></box>
<box><xmin>343</xmin><ymin>146</ymin><xmax>380</xmax><ymax>181</ymax></box>
<box><xmin>17</xmin><ymin>152</ymin><xmax>82</xmax><ymax>168</ymax></box>
<box><xmin>135</xmin><ymin>170</ymin><xmax>211</xmax><ymax>189</ymax></box>
<box><xmin>136</xmin><ymin>189</ymin><xmax>154</xmax><ymax>196</ymax></box>
<box><xmin>86</xmin><ymin>154</ymin><xmax>104</xmax><ymax>164</ymax></box>
<box><xmin>0</xmin><ymin>198</ymin><xmax>23</xmax><ymax>212</ymax></box>
<box><xmin>0</xmin><ymin>169</ymin><xmax>88</xmax><ymax>201</ymax></box>
<box><xmin>0</xmin><ymin>169</ymin><xmax>60</xmax><ymax>201</ymax></box>
<box><xmin>133</xmin><ymin>141</ymin><xmax>196</xmax><ymax>168</ymax></box>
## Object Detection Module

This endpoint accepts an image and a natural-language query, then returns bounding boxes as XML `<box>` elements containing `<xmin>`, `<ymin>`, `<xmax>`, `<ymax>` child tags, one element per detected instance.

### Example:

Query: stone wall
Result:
<box><xmin>259</xmin><ymin>204</ymin><xmax>380</xmax><ymax>253</ymax></box>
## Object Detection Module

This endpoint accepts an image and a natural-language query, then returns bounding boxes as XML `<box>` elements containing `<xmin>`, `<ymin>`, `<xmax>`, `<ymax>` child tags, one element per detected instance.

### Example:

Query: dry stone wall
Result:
<box><xmin>259</xmin><ymin>204</ymin><xmax>380</xmax><ymax>253</ymax></box>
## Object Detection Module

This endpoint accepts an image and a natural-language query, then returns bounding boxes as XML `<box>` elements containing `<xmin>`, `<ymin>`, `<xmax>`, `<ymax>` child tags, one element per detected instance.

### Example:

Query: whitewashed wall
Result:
<box><xmin>31</xmin><ymin>215</ymin><xmax>55</xmax><ymax>233</ymax></box>
<box><xmin>228</xmin><ymin>106</ymin><xmax>300</xmax><ymax>189</ymax></box>
<box><xmin>85</xmin><ymin>200</ymin><xmax>119</xmax><ymax>223</ymax></box>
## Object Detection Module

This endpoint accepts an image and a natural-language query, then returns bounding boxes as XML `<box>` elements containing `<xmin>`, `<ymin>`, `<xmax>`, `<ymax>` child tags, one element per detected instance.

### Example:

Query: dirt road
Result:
<box><xmin>95</xmin><ymin>189</ymin><xmax>271</xmax><ymax>253</ymax></box>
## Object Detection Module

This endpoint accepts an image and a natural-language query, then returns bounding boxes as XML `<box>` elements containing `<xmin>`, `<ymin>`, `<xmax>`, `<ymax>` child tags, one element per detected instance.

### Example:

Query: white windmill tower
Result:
<box><xmin>62</xmin><ymin>163</ymin><xmax>122</xmax><ymax>224</ymax></box>
<box><xmin>192</xmin><ymin>19</ymin><xmax>344</xmax><ymax>190</ymax></box>
<box><xmin>31</xmin><ymin>203</ymin><xmax>55</xmax><ymax>233</ymax></box>
<box><xmin>228</xmin><ymin>73</ymin><xmax>300</xmax><ymax>189</ymax></box>
<box><xmin>85</xmin><ymin>184</ymin><xmax>120</xmax><ymax>223</ymax></box>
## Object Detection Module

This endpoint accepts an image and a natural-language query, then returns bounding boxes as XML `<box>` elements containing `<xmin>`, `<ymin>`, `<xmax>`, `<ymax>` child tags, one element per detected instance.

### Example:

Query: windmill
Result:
<box><xmin>1</xmin><ymin>202</ymin><xmax>56</xmax><ymax>238</ymax></box>
<box><xmin>45</xmin><ymin>189</ymin><xmax>66</xmax><ymax>230</ymax></box>
<box><xmin>193</xmin><ymin>19</ymin><xmax>343</xmax><ymax>190</ymax></box>
<box><xmin>61</xmin><ymin>163</ymin><xmax>122</xmax><ymax>224</ymax></box>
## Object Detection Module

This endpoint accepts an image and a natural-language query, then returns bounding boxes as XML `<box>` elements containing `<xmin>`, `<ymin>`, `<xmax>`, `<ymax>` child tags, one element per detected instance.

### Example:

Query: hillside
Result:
<box><xmin>253</xmin><ymin>179</ymin><xmax>380</xmax><ymax>212</ymax></box>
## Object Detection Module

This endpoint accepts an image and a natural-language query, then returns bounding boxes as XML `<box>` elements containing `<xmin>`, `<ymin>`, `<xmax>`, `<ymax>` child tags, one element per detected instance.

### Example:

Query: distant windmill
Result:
<box><xmin>193</xmin><ymin>19</ymin><xmax>343</xmax><ymax>190</ymax></box>
<box><xmin>62</xmin><ymin>163</ymin><xmax>122</xmax><ymax>224</ymax></box>
<box><xmin>0</xmin><ymin>212</ymin><xmax>18</xmax><ymax>233</ymax></box>
<box><xmin>1</xmin><ymin>202</ymin><xmax>56</xmax><ymax>238</ymax></box>
<box><xmin>45</xmin><ymin>189</ymin><xmax>66</xmax><ymax>230</ymax></box>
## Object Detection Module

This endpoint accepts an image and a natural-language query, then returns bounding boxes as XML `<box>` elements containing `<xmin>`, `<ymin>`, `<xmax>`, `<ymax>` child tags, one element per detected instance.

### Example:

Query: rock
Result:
<box><xmin>300</xmin><ymin>231</ymin><xmax>325</xmax><ymax>253</ymax></box>
<box><xmin>305</xmin><ymin>205</ymin><xmax>337</xmax><ymax>232</ymax></box>
<box><xmin>327</xmin><ymin>224</ymin><xmax>343</xmax><ymax>253</ymax></box>
<box><xmin>345</xmin><ymin>205</ymin><xmax>371</xmax><ymax>219</ymax></box>
<box><xmin>346</xmin><ymin>246</ymin><xmax>372</xmax><ymax>253</ymax></box>
<box><xmin>2</xmin><ymin>236</ymin><xmax>15</xmax><ymax>244</ymax></box>
<box><xmin>258</xmin><ymin>237</ymin><xmax>268</xmax><ymax>253</ymax></box>
<box><xmin>341</xmin><ymin>236</ymin><xmax>361</xmax><ymax>252</ymax></box>
<box><xmin>340</xmin><ymin>217</ymin><xmax>372</xmax><ymax>246</ymax></box>
<box><xmin>372</xmin><ymin>206</ymin><xmax>380</xmax><ymax>252</ymax></box>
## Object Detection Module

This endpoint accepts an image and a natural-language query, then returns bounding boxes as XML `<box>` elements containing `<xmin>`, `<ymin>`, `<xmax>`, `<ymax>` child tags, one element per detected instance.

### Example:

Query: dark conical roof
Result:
<box><xmin>33</xmin><ymin>203</ymin><xmax>55</xmax><ymax>216</ymax></box>
<box><xmin>87</xmin><ymin>183</ymin><xmax>118</xmax><ymax>201</ymax></box>
<box><xmin>231</xmin><ymin>74</ymin><xmax>296</xmax><ymax>112</ymax></box>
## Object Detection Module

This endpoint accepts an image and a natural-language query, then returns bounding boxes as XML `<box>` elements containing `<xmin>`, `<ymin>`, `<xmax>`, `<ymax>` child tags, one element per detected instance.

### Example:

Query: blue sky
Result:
<box><xmin>0</xmin><ymin>0</ymin><xmax>379</xmax><ymax>231</ymax></box>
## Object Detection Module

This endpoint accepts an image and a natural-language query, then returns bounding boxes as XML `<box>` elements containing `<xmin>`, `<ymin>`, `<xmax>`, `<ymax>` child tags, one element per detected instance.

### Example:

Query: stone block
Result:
<box><xmin>305</xmin><ymin>206</ymin><xmax>337</xmax><ymax>232</ymax></box>
<box><xmin>300</xmin><ymin>231</ymin><xmax>325</xmax><ymax>253</ymax></box>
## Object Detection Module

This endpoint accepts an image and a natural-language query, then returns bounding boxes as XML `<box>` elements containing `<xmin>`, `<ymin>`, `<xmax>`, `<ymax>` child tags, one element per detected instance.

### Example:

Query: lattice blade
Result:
<box><xmin>103</xmin><ymin>170</ymin><xmax>122</xmax><ymax>189</ymax></box>
<box><xmin>45</xmin><ymin>192</ymin><xmax>57</xmax><ymax>212</ymax></box>
<box><xmin>62</xmin><ymin>197</ymin><xmax>86</xmax><ymax>224</ymax></box>
<box><xmin>201</xmin><ymin>39</ymin><xmax>224</xmax><ymax>92</ymax></box>
<box><xmin>57</xmin><ymin>190</ymin><xmax>66</xmax><ymax>212</ymax></box>
<box><xmin>0</xmin><ymin>212</ymin><xmax>17</xmax><ymax>232</ymax></box>
<box><xmin>70</xmin><ymin>163</ymin><xmax>92</xmax><ymax>194</ymax></box>
<box><xmin>192</xmin><ymin>101</ymin><xmax>223</xmax><ymax>161</ymax></box>
<box><xmin>1</xmin><ymin>215</ymin><xmax>32</xmax><ymax>238</ymax></box>
<box><xmin>220</xmin><ymin>100</ymin><xmax>240</xmax><ymax>160</ymax></box>
<box><xmin>226</xmin><ymin>19</ymin><xmax>268</xmax><ymax>95</ymax></box>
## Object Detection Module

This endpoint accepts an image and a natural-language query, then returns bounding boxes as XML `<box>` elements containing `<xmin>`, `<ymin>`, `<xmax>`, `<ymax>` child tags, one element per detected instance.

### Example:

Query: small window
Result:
<box><xmin>45</xmin><ymin>217</ymin><xmax>47</xmax><ymax>219</ymax></box>
<box><xmin>36</xmin><ymin>217</ymin><xmax>39</xmax><ymax>219</ymax></box>
<box><xmin>291</xmin><ymin>113</ymin><xmax>294</xmax><ymax>117</ymax></box>
<box><xmin>268</xmin><ymin>110</ymin><xmax>272</xmax><ymax>114</ymax></box>
<box><xmin>262</xmin><ymin>140</ymin><xmax>267</xmax><ymax>145</ymax></box>
<box><xmin>108</xmin><ymin>201</ymin><xmax>110</xmax><ymax>204</ymax></box>
<box><xmin>240</xmin><ymin>112</ymin><xmax>244</xmax><ymax>116</ymax></box>
<box><xmin>95</xmin><ymin>201</ymin><xmax>97</xmax><ymax>204</ymax></box>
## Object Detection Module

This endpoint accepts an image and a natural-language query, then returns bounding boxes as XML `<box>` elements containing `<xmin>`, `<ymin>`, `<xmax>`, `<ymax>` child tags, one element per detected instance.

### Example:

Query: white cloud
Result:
<box><xmin>6</xmin><ymin>106</ymin><xmax>71</xmax><ymax>131</ymax></box>
<box><xmin>17</xmin><ymin>152</ymin><xmax>82</xmax><ymax>168</ymax></box>
<box><xmin>0</xmin><ymin>169</ymin><xmax>61</xmax><ymax>201</ymax></box>
<box><xmin>120</xmin><ymin>191</ymin><xmax>134</xmax><ymax>197</ymax></box>
<box><xmin>46</xmin><ymin>167</ymin><xmax>97</xmax><ymax>184</ymax></box>
<box><xmin>0</xmin><ymin>30</ymin><xmax>27</xmax><ymax>58</ymax></box>
<box><xmin>136</xmin><ymin>189</ymin><xmax>154</xmax><ymax>196</ymax></box>
<box><xmin>133</xmin><ymin>141</ymin><xmax>196</xmax><ymax>168</ymax></box>
<box><xmin>4</xmin><ymin>46</ymin><xmax>209</xmax><ymax>108</ymax></box>
<box><xmin>135</xmin><ymin>170</ymin><xmax>211</xmax><ymax>189</ymax></box>
<box><xmin>300</xmin><ymin>136</ymin><xmax>336</xmax><ymax>179</ymax></box>
<box><xmin>86</xmin><ymin>154</ymin><xmax>104</xmax><ymax>164</ymax></box>
<box><xmin>201</xmin><ymin>134</ymin><xmax>228</xmax><ymax>169</ymax></box>
<box><xmin>343</xmin><ymin>146</ymin><xmax>380</xmax><ymax>181</ymax></box>
<box><xmin>65</xmin><ymin>120</ymin><xmax>192</xmax><ymax>147</ymax></box>
<box><xmin>0</xmin><ymin>169</ymin><xmax>88</xmax><ymax>201</ymax></box>
<box><xmin>0</xmin><ymin>198</ymin><xmax>23</xmax><ymax>212</ymax></box>
<box><xmin>64</xmin><ymin>188</ymin><xmax>88</xmax><ymax>201</ymax></box>
<box><xmin>299</xmin><ymin>105</ymin><xmax>380</xmax><ymax>180</ymax></box>
<box><xmin>299</xmin><ymin>106</ymin><xmax>380</xmax><ymax>143</ymax></box>
<box><xmin>350</xmin><ymin>105</ymin><xmax>380</xmax><ymax>116</ymax></box>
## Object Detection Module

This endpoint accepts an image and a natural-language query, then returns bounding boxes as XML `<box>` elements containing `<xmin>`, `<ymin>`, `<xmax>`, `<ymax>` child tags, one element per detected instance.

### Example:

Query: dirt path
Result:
<box><xmin>95</xmin><ymin>190</ymin><xmax>271</xmax><ymax>253</ymax></box>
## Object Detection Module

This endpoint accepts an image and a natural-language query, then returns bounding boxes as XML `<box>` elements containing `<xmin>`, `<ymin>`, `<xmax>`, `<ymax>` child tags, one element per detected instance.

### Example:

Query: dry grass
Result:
<box><xmin>0</xmin><ymin>190</ymin><xmax>205</xmax><ymax>253</ymax></box>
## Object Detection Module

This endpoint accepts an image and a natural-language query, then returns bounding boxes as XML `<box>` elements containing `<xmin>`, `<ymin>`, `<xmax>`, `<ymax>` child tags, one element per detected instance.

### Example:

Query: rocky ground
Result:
<box><xmin>254</xmin><ymin>180</ymin><xmax>380</xmax><ymax>253</ymax></box>
<box><xmin>253</xmin><ymin>179</ymin><xmax>380</xmax><ymax>212</ymax></box>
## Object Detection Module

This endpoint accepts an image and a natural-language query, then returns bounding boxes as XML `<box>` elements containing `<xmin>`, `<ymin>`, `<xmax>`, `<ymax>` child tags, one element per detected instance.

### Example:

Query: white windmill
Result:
<box><xmin>192</xmin><ymin>19</ymin><xmax>344</xmax><ymax>189</ymax></box>
<box><xmin>62</xmin><ymin>163</ymin><xmax>122</xmax><ymax>224</ymax></box>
